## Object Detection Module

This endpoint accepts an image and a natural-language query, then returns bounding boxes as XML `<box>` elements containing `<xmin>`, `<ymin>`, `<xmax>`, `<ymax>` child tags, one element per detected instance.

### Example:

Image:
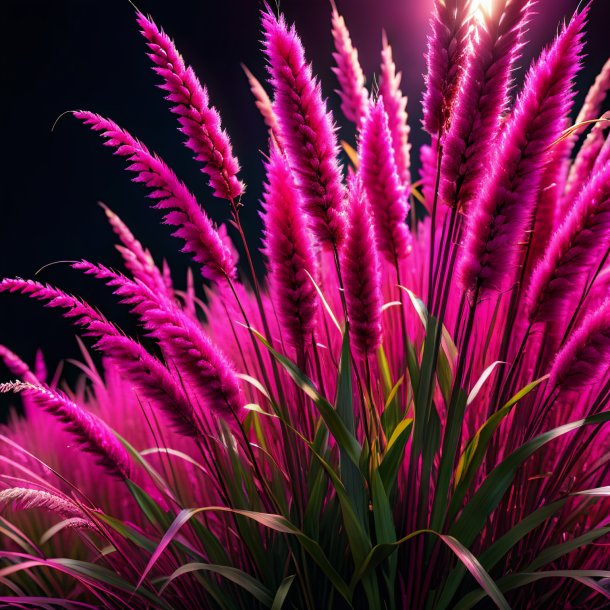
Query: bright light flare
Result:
<box><xmin>471</xmin><ymin>0</ymin><xmax>495</xmax><ymax>17</ymax></box>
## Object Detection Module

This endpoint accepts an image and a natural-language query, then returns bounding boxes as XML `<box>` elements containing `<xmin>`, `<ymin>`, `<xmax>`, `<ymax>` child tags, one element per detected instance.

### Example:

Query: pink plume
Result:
<box><xmin>549</xmin><ymin>300</ymin><xmax>610</xmax><ymax>392</ymax></box>
<box><xmin>574</xmin><ymin>57</ymin><xmax>610</xmax><ymax>138</ymax></box>
<box><xmin>341</xmin><ymin>177</ymin><xmax>383</xmax><ymax>357</ymax></box>
<box><xmin>101</xmin><ymin>204</ymin><xmax>171</xmax><ymax>298</ymax></box>
<box><xmin>72</xmin><ymin>262</ymin><xmax>243</xmax><ymax>426</ymax></box>
<box><xmin>242</xmin><ymin>64</ymin><xmax>283</xmax><ymax>145</ymax></box>
<box><xmin>75</xmin><ymin>111</ymin><xmax>236</xmax><ymax>282</ymax></box>
<box><xmin>563</xmin><ymin>112</ymin><xmax>610</xmax><ymax>212</ymax></box>
<box><xmin>458</xmin><ymin>8</ymin><xmax>587</xmax><ymax>297</ymax></box>
<box><xmin>379</xmin><ymin>33</ymin><xmax>411</xmax><ymax>188</ymax></box>
<box><xmin>526</xmin><ymin>162</ymin><xmax>610</xmax><ymax>325</ymax></box>
<box><xmin>262</xmin><ymin>6</ymin><xmax>347</xmax><ymax>248</ymax></box>
<box><xmin>0</xmin><ymin>382</ymin><xmax>132</xmax><ymax>479</ymax></box>
<box><xmin>0</xmin><ymin>278</ymin><xmax>109</xmax><ymax>331</ymax></box>
<box><xmin>0</xmin><ymin>345</ymin><xmax>38</xmax><ymax>384</ymax></box>
<box><xmin>330</xmin><ymin>3</ymin><xmax>369</xmax><ymax>127</ymax></box>
<box><xmin>422</xmin><ymin>0</ymin><xmax>473</xmax><ymax>136</ymax></box>
<box><xmin>262</xmin><ymin>146</ymin><xmax>319</xmax><ymax>352</ymax></box>
<box><xmin>136</xmin><ymin>12</ymin><xmax>244</xmax><ymax>202</ymax></box>
<box><xmin>0</xmin><ymin>487</ymin><xmax>92</xmax><ymax>524</ymax></box>
<box><xmin>360</xmin><ymin>98</ymin><xmax>412</xmax><ymax>265</ymax></box>
<box><xmin>440</xmin><ymin>0</ymin><xmax>533</xmax><ymax>210</ymax></box>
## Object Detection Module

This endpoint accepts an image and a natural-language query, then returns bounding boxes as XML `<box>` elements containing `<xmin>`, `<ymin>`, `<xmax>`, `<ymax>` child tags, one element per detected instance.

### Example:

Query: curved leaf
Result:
<box><xmin>157</xmin><ymin>562</ymin><xmax>274</xmax><ymax>605</ymax></box>
<box><xmin>271</xmin><ymin>574</ymin><xmax>296</xmax><ymax>610</ymax></box>
<box><xmin>450</xmin><ymin>410</ymin><xmax>610</xmax><ymax>547</ymax></box>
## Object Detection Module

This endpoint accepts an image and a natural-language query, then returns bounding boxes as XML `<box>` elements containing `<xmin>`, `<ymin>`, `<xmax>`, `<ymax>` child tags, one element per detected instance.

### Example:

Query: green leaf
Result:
<box><xmin>378</xmin><ymin>346</ymin><xmax>403</xmax><ymax>436</ymax></box>
<box><xmin>450</xmin><ymin>410</ymin><xmax>610</xmax><ymax>547</ymax></box>
<box><xmin>157</xmin><ymin>562</ymin><xmax>274</xmax><ymax>606</ymax></box>
<box><xmin>95</xmin><ymin>513</ymin><xmax>157</xmax><ymax>553</ymax></box>
<box><xmin>335</xmin><ymin>331</ymin><xmax>368</xmax><ymax>529</ymax></box>
<box><xmin>527</xmin><ymin>526</ymin><xmax>610</xmax><ymax>572</ymax></box>
<box><xmin>379</xmin><ymin>418</ymin><xmax>413</xmax><ymax>493</ymax></box>
<box><xmin>135</xmin><ymin>506</ymin><xmax>353</xmax><ymax>607</ymax></box>
<box><xmin>435</xmin><ymin>499</ymin><xmax>567</xmax><ymax>610</ymax></box>
<box><xmin>251</xmin><ymin>328</ymin><xmax>362</xmax><ymax>467</ymax></box>
<box><xmin>455</xmin><ymin>570</ymin><xmax>610</xmax><ymax>610</ymax></box>
<box><xmin>349</xmin><ymin>530</ymin><xmax>509</xmax><ymax>610</ymax></box>
<box><xmin>370</xmin><ymin>468</ymin><xmax>397</xmax><ymax>608</ymax></box>
<box><xmin>271</xmin><ymin>575</ymin><xmax>296</xmax><ymax>610</ymax></box>
<box><xmin>449</xmin><ymin>375</ymin><xmax>549</xmax><ymax>522</ymax></box>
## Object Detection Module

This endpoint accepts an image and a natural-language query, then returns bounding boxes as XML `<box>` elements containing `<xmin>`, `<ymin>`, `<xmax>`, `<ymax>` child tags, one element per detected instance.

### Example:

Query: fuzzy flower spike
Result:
<box><xmin>440</xmin><ymin>0</ymin><xmax>533</xmax><ymax>211</ymax></box>
<box><xmin>341</xmin><ymin>176</ymin><xmax>383</xmax><ymax>358</ymax></box>
<box><xmin>262</xmin><ymin>5</ymin><xmax>347</xmax><ymax>248</ymax></box>
<box><xmin>330</xmin><ymin>1</ymin><xmax>369</xmax><ymax>127</ymax></box>
<box><xmin>137</xmin><ymin>12</ymin><xmax>244</xmax><ymax>202</ymax></box>
<box><xmin>75</xmin><ymin>112</ymin><xmax>236</xmax><ymax>282</ymax></box>
<box><xmin>458</xmin><ymin>7</ymin><xmax>587</xmax><ymax>297</ymax></box>
<box><xmin>360</xmin><ymin>98</ymin><xmax>412</xmax><ymax>266</ymax></box>
<box><xmin>261</xmin><ymin>145</ymin><xmax>319</xmax><ymax>353</ymax></box>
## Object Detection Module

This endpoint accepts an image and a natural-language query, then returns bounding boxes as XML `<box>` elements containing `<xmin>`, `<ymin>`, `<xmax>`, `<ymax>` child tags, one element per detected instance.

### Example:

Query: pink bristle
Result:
<box><xmin>0</xmin><ymin>278</ymin><xmax>109</xmax><ymax>331</ymax></box>
<box><xmin>379</xmin><ymin>32</ymin><xmax>411</xmax><ymax>188</ymax></box>
<box><xmin>75</xmin><ymin>111</ymin><xmax>236</xmax><ymax>282</ymax></box>
<box><xmin>341</xmin><ymin>177</ymin><xmax>383</xmax><ymax>357</ymax></box>
<box><xmin>526</xmin><ymin>163</ymin><xmax>610</xmax><ymax>325</ymax></box>
<box><xmin>360</xmin><ymin>98</ymin><xmax>412</xmax><ymax>266</ymax></box>
<box><xmin>73</xmin><ymin>261</ymin><xmax>243</xmax><ymax>426</ymax></box>
<box><xmin>330</xmin><ymin>3</ymin><xmax>369</xmax><ymax>127</ymax></box>
<box><xmin>422</xmin><ymin>0</ymin><xmax>473</xmax><ymax>136</ymax></box>
<box><xmin>136</xmin><ymin>12</ymin><xmax>244</xmax><ymax>202</ymax></box>
<box><xmin>527</xmin><ymin>133</ymin><xmax>572</xmax><ymax>271</ymax></box>
<box><xmin>573</xmin><ymin>57</ymin><xmax>610</xmax><ymax>138</ymax></box>
<box><xmin>0</xmin><ymin>345</ymin><xmax>38</xmax><ymax>384</ymax></box>
<box><xmin>261</xmin><ymin>145</ymin><xmax>318</xmax><ymax>352</ymax></box>
<box><xmin>458</xmin><ymin>8</ymin><xmax>587</xmax><ymax>297</ymax></box>
<box><xmin>549</xmin><ymin>301</ymin><xmax>610</xmax><ymax>393</ymax></box>
<box><xmin>262</xmin><ymin>6</ymin><xmax>347</xmax><ymax>248</ymax></box>
<box><xmin>0</xmin><ymin>382</ymin><xmax>132</xmax><ymax>479</ymax></box>
<box><xmin>1</xmin><ymin>274</ymin><xmax>198</xmax><ymax>439</ymax></box>
<box><xmin>101</xmin><ymin>204</ymin><xmax>171</xmax><ymax>299</ymax></box>
<box><xmin>241</xmin><ymin>64</ymin><xmax>283</xmax><ymax>145</ymax></box>
<box><xmin>440</xmin><ymin>0</ymin><xmax>533</xmax><ymax>210</ymax></box>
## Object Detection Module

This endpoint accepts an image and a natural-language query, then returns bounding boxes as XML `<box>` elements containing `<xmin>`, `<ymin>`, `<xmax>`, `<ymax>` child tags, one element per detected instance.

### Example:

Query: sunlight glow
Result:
<box><xmin>472</xmin><ymin>0</ymin><xmax>495</xmax><ymax>17</ymax></box>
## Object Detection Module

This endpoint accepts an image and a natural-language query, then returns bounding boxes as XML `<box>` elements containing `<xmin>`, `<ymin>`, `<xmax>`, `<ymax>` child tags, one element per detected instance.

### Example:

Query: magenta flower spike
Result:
<box><xmin>360</xmin><ymin>98</ymin><xmax>412</xmax><ymax>266</ymax></box>
<box><xmin>379</xmin><ymin>32</ymin><xmax>411</xmax><ymax>188</ymax></box>
<box><xmin>341</xmin><ymin>177</ymin><xmax>383</xmax><ymax>358</ymax></box>
<box><xmin>73</xmin><ymin>262</ymin><xmax>244</xmax><ymax>426</ymax></box>
<box><xmin>458</xmin><ymin>7</ymin><xmax>587</xmax><ymax>298</ymax></box>
<box><xmin>0</xmin><ymin>345</ymin><xmax>39</xmax><ymax>384</ymax></box>
<box><xmin>440</xmin><ymin>0</ymin><xmax>533</xmax><ymax>210</ymax></box>
<box><xmin>262</xmin><ymin>6</ymin><xmax>347</xmax><ymax>248</ymax></box>
<box><xmin>330</xmin><ymin>2</ymin><xmax>369</xmax><ymax>127</ymax></box>
<box><xmin>262</xmin><ymin>145</ymin><xmax>318</xmax><ymax>353</ymax></box>
<box><xmin>101</xmin><ymin>204</ymin><xmax>171</xmax><ymax>299</ymax></box>
<box><xmin>527</xmin><ymin>163</ymin><xmax>610</xmax><ymax>325</ymax></box>
<box><xmin>563</xmin><ymin>110</ymin><xmax>610</xmax><ymax>210</ymax></box>
<box><xmin>0</xmin><ymin>381</ymin><xmax>132</xmax><ymax>480</ymax></box>
<box><xmin>75</xmin><ymin>112</ymin><xmax>236</xmax><ymax>282</ymax></box>
<box><xmin>549</xmin><ymin>300</ymin><xmax>610</xmax><ymax>392</ymax></box>
<box><xmin>136</xmin><ymin>12</ymin><xmax>244</xmax><ymax>202</ymax></box>
<box><xmin>422</xmin><ymin>0</ymin><xmax>473</xmax><ymax>136</ymax></box>
<box><xmin>242</xmin><ymin>64</ymin><xmax>283</xmax><ymax>146</ymax></box>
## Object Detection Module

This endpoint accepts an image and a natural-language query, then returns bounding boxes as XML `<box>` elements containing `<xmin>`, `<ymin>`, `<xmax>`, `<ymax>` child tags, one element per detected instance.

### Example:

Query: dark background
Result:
<box><xmin>1</xmin><ymin>0</ymin><xmax>608</xmax><ymax>412</ymax></box>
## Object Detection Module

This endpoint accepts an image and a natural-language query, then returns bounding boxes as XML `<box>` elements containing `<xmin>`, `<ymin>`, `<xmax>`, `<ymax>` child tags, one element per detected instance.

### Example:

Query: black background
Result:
<box><xmin>1</xmin><ymin>0</ymin><xmax>608</xmax><ymax>412</ymax></box>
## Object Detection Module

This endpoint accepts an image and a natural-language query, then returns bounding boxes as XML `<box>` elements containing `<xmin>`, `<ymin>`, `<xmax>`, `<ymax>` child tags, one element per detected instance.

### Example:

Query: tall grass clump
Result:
<box><xmin>2</xmin><ymin>2</ymin><xmax>610</xmax><ymax>608</ymax></box>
